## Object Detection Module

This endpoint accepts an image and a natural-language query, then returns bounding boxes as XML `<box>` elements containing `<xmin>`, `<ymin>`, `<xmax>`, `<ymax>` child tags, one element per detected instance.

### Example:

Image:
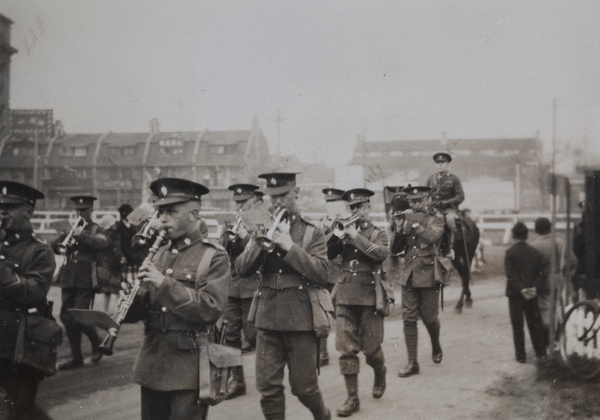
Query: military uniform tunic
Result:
<box><xmin>327</xmin><ymin>220</ymin><xmax>389</xmax><ymax>375</ymax></box>
<box><xmin>235</xmin><ymin>212</ymin><xmax>330</xmax><ymax>418</ymax></box>
<box><xmin>125</xmin><ymin>229</ymin><xmax>230</xmax><ymax>391</ymax></box>
<box><xmin>426</xmin><ymin>171</ymin><xmax>465</xmax><ymax>210</ymax></box>
<box><xmin>0</xmin><ymin>228</ymin><xmax>55</xmax><ymax>417</ymax></box>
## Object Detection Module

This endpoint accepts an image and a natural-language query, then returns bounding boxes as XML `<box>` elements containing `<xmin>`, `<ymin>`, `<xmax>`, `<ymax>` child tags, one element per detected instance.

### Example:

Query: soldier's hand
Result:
<box><xmin>138</xmin><ymin>260</ymin><xmax>165</xmax><ymax>287</ymax></box>
<box><xmin>272</xmin><ymin>221</ymin><xmax>293</xmax><ymax>251</ymax></box>
<box><xmin>118</xmin><ymin>276</ymin><xmax>135</xmax><ymax>306</ymax></box>
<box><xmin>344</xmin><ymin>222</ymin><xmax>358</xmax><ymax>239</ymax></box>
<box><xmin>237</xmin><ymin>224</ymin><xmax>249</xmax><ymax>240</ymax></box>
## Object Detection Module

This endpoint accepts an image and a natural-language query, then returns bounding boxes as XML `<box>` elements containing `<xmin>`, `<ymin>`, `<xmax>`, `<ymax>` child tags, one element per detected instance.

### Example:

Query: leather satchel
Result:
<box><xmin>307</xmin><ymin>287</ymin><xmax>335</xmax><ymax>338</ymax></box>
<box><xmin>14</xmin><ymin>313</ymin><xmax>63</xmax><ymax>376</ymax></box>
<box><xmin>198</xmin><ymin>333</ymin><xmax>243</xmax><ymax>406</ymax></box>
<box><xmin>375</xmin><ymin>271</ymin><xmax>395</xmax><ymax>317</ymax></box>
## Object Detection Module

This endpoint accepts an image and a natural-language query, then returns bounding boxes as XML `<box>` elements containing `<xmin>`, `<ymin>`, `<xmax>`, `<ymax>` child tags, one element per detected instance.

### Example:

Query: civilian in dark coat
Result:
<box><xmin>504</xmin><ymin>222</ymin><xmax>547</xmax><ymax>363</ymax></box>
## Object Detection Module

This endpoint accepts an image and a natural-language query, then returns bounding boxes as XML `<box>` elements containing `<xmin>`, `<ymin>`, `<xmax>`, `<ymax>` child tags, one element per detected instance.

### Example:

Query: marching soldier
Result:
<box><xmin>327</xmin><ymin>188</ymin><xmax>389</xmax><ymax>417</ymax></box>
<box><xmin>235</xmin><ymin>172</ymin><xmax>332</xmax><ymax>420</ymax></box>
<box><xmin>54</xmin><ymin>196</ymin><xmax>108</xmax><ymax>370</ymax></box>
<box><xmin>0</xmin><ymin>181</ymin><xmax>56</xmax><ymax>419</ymax></box>
<box><xmin>122</xmin><ymin>178</ymin><xmax>231</xmax><ymax>419</ymax></box>
<box><xmin>220</xmin><ymin>183</ymin><xmax>263</xmax><ymax>399</ymax></box>
<box><xmin>426</xmin><ymin>152</ymin><xmax>465</xmax><ymax>257</ymax></box>
<box><xmin>391</xmin><ymin>186</ymin><xmax>445</xmax><ymax>378</ymax></box>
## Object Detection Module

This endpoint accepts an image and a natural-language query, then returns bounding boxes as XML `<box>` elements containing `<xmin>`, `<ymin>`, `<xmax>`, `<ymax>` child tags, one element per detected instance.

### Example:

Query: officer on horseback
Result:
<box><xmin>426</xmin><ymin>152</ymin><xmax>465</xmax><ymax>258</ymax></box>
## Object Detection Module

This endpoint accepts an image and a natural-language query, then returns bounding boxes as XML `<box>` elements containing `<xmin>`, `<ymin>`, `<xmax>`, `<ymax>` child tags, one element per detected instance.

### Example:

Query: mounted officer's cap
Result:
<box><xmin>0</xmin><ymin>181</ymin><xmax>44</xmax><ymax>206</ymax></box>
<box><xmin>512</xmin><ymin>221</ymin><xmax>528</xmax><ymax>240</ymax></box>
<box><xmin>433</xmin><ymin>152</ymin><xmax>452</xmax><ymax>163</ymax></box>
<box><xmin>150</xmin><ymin>177</ymin><xmax>209</xmax><ymax>207</ymax></box>
<box><xmin>71</xmin><ymin>195</ymin><xmax>97</xmax><ymax>209</ymax></box>
<box><xmin>403</xmin><ymin>186</ymin><xmax>431</xmax><ymax>200</ymax></box>
<box><xmin>322</xmin><ymin>188</ymin><xmax>345</xmax><ymax>202</ymax></box>
<box><xmin>259</xmin><ymin>172</ymin><xmax>299</xmax><ymax>196</ymax></box>
<box><xmin>342</xmin><ymin>188</ymin><xmax>374</xmax><ymax>206</ymax></box>
<box><xmin>228</xmin><ymin>183</ymin><xmax>260</xmax><ymax>202</ymax></box>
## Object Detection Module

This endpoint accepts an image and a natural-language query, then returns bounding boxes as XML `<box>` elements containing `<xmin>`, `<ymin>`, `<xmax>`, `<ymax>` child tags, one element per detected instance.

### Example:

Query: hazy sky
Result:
<box><xmin>2</xmin><ymin>0</ymin><xmax>600</xmax><ymax>168</ymax></box>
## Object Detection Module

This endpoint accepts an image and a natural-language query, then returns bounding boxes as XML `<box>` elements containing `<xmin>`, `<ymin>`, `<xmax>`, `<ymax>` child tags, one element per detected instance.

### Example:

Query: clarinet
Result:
<box><xmin>97</xmin><ymin>229</ymin><xmax>167</xmax><ymax>355</ymax></box>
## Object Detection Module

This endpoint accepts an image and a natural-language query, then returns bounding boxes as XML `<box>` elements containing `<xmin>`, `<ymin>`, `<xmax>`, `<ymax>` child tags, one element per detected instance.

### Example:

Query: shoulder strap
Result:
<box><xmin>303</xmin><ymin>224</ymin><xmax>315</xmax><ymax>250</ymax></box>
<box><xmin>195</xmin><ymin>247</ymin><xmax>217</xmax><ymax>285</ymax></box>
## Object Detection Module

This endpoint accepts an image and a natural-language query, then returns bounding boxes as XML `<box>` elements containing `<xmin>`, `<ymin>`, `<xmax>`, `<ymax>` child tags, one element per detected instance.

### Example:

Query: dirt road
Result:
<box><xmin>38</xmin><ymin>268</ymin><xmax>550</xmax><ymax>420</ymax></box>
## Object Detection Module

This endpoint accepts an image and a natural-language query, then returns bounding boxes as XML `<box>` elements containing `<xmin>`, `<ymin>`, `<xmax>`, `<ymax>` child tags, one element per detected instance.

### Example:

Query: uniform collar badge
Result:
<box><xmin>184</xmin><ymin>238</ymin><xmax>191</xmax><ymax>246</ymax></box>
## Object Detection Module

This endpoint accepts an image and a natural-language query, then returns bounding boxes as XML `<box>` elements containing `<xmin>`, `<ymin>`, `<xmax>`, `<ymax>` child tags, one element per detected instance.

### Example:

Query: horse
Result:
<box><xmin>440</xmin><ymin>210</ymin><xmax>480</xmax><ymax>313</ymax></box>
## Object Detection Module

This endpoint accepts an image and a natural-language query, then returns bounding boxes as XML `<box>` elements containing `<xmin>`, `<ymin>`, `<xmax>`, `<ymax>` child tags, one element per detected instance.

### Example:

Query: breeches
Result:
<box><xmin>443</xmin><ymin>208</ymin><xmax>458</xmax><ymax>231</ymax></box>
<box><xmin>401</xmin><ymin>280</ymin><xmax>440</xmax><ymax>327</ymax></box>
<box><xmin>255</xmin><ymin>329</ymin><xmax>322</xmax><ymax>415</ymax></box>
<box><xmin>223</xmin><ymin>296</ymin><xmax>256</xmax><ymax>349</ymax></box>
<box><xmin>335</xmin><ymin>305</ymin><xmax>385</xmax><ymax>374</ymax></box>
<box><xmin>141</xmin><ymin>386</ymin><xmax>208</xmax><ymax>420</ymax></box>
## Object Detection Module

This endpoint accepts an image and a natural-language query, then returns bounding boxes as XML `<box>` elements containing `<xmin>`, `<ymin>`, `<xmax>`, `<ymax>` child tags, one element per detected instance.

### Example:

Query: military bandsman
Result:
<box><xmin>54</xmin><ymin>195</ymin><xmax>108</xmax><ymax>370</ymax></box>
<box><xmin>0</xmin><ymin>181</ymin><xmax>56</xmax><ymax>419</ymax></box>
<box><xmin>235</xmin><ymin>172</ymin><xmax>332</xmax><ymax>420</ymax></box>
<box><xmin>122</xmin><ymin>177</ymin><xmax>231</xmax><ymax>419</ymax></box>
<box><xmin>391</xmin><ymin>186</ymin><xmax>445</xmax><ymax>377</ymax></box>
<box><xmin>327</xmin><ymin>188</ymin><xmax>389</xmax><ymax>417</ymax></box>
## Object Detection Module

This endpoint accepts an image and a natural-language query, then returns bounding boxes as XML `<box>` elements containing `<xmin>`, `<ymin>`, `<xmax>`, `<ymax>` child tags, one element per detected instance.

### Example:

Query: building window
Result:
<box><xmin>74</xmin><ymin>147</ymin><xmax>87</xmax><ymax>157</ymax></box>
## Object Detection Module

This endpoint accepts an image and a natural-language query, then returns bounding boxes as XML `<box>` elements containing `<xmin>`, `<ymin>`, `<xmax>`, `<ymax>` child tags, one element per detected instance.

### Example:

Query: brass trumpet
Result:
<box><xmin>132</xmin><ymin>210</ymin><xmax>160</xmax><ymax>247</ymax></box>
<box><xmin>255</xmin><ymin>207</ymin><xmax>289</xmax><ymax>252</ymax></box>
<box><xmin>55</xmin><ymin>216</ymin><xmax>87</xmax><ymax>254</ymax></box>
<box><xmin>98</xmin><ymin>229</ymin><xmax>167</xmax><ymax>356</ymax></box>
<box><xmin>332</xmin><ymin>215</ymin><xmax>360</xmax><ymax>239</ymax></box>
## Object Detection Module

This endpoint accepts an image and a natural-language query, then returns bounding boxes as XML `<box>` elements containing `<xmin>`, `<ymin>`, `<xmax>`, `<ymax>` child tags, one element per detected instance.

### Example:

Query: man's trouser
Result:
<box><xmin>335</xmin><ymin>304</ymin><xmax>385</xmax><ymax>375</ymax></box>
<box><xmin>255</xmin><ymin>329</ymin><xmax>328</xmax><ymax>419</ymax></box>
<box><xmin>508</xmin><ymin>296</ymin><xmax>547</xmax><ymax>361</ymax></box>
<box><xmin>60</xmin><ymin>288</ymin><xmax>101</xmax><ymax>360</ymax></box>
<box><xmin>141</xmin><ymin>386</ymin><xmax>208</xmax><ymax>420</ymax></box>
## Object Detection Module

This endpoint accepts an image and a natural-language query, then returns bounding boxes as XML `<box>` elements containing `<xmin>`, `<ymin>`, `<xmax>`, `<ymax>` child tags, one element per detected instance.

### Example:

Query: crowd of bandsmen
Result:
<box><xmin>0</xmin><ymin>151</ymin><xmax>573</xmax><ymax>420</ymax></box>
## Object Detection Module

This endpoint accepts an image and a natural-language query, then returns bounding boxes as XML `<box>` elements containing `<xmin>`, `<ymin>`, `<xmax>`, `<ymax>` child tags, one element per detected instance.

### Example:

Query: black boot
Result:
<box><xmin>372</xmin><ymin>366</ymin><xmax>386</xmax><ymax>399</ymax></box>
<box><xmin>59</xmin><ymin>328</ymin><xmax>84</xmax><ymax>370</ymax></box>
<box><xmin>336</xmin><ymin>374</ymin><xmax>359</xmax><ymax>417</ymax></box>
<box><xmin>399</xmin><ymin>323</ymin><xmax>419</xmax><ymax>377</ymax></box>
<box><xmin>426</xmin><ymin>322</ymin><xmax>443</xmax><ymax>364</ymax></box>
<box><xmin>226</xmin><ymin>366</ymin><xmax>246</xmax><ymax>399</ymax></box>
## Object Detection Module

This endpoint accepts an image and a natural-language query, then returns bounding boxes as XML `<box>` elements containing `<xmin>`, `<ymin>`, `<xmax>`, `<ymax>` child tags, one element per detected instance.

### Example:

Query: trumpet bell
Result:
<box><xmin>256</xmin><ymin>236</ymin><xmax>276</xmax><ymax>252</ymax></box>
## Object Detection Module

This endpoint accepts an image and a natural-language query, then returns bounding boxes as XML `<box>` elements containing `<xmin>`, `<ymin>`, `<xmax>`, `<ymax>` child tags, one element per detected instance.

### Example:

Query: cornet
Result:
<box><xmin>55</xmin><ymin>217</ymin><xmax>87</xmax><ymax>254</ymax></box>
<box><xmin>332</xmin><ymin>215</ymin><xmax>360</xmax><ymax>239</ymax></box>
<box><xmin>255</xmin><ymin>207</ymin><xmax>289</xmax><ymax>252</ymax></box>
<box><xmin>132</xmin><ymin>210</ymin><xmax>160</xmax><ymax>247</ymax></box>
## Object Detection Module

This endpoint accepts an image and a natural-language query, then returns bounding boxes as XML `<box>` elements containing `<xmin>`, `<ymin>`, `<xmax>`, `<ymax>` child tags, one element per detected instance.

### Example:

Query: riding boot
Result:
<box><xmin>398</xmin><ymin>323</ymin><xmax>419</xmax><ymax>377</ymax></box>
<box><xmin>336</xmin><ymin>374</ymin><xmax>359</xmax><ymax>417</ymax></box>
<box><xmin>425</xmin><ymin>322</ymin><xmax>443</xmax><ymax>364</ymax></box>
<box><xmin>298</xmin><ymin>390</ymin><xmax>330</xmax><ymax>420</ymax></box>
<box><xmin>226</xmin><ymin>366</ymin><xmax>246</xmax><ymax>399</ymax></box>
<box><xmin>319</xmin><ymin>336</ymin><xmax>329</xmax><ymax>367</ymax></box>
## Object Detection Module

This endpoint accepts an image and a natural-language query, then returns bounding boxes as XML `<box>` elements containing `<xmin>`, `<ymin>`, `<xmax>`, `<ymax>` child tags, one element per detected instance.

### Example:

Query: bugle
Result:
<box><xmin>132</xmin><ymin>209</ymin><xmax>160</xmax><ymax>247</ymax></box>
<box><xmin>55</xmin><ymin>216</ymin><xmax>87</xmax><ymax>255</ymax></box>
<box><xmin>332</xmin><ymin>215</ymin><xmax>360</xmax><ymax>239</ymax></box>
<box><xmin>98</xmin><ymin>229</ymin><xmax>167</xmax><ymax>356</ymax></box>
<box><xmin>224</xmin><ymin>214</ymin><xmax>243</xmax><ymax>240</ymax></box>
<box><xmin>255</xmin><ymin>207</ymin><xmax>289</xmax><ymax>252</ymax></box>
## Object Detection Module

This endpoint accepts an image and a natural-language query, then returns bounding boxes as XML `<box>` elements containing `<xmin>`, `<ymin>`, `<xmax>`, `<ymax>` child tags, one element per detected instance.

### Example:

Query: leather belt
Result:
<box><xmin>341</xmin><ymin>259</ymin><xmax>374</xmax><ymax>273</ymax></box>
<box><xmin>261</xmin><ymin>273</ymin><xmax>304</xmax><ymax>290</ymax></box>
<box><xmin>145</xmin><ymin>308</ymin><xmax>207</xmax><ymax>333</ymax></box>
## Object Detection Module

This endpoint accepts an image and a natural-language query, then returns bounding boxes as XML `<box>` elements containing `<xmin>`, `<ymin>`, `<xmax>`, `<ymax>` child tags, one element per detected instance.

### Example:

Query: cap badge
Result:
<box><xmin>160</xmin><ymin>185</ymin><xmax>168</xmax><ymax>198</ymax></box>
<box><xmin>1</xmin><ymin>186</ymin><xmax>6</xmax><ymax>196</ymax></box>
<box><xmin>413</xmin><ymin>189</ymin><xmax>418</xmax><ymax>194</ymax></box>
<box><xmin>236</xmin><ymin>188</ymin><xmax>242</xmax><ymax>194</ymax></box>
<box><xmin>350</xmin><ymin>193</ymin><xmax>355</xmax><ymax>200</ymax></box>
<box><xmin>79</xmin><ymin>198</ymin><xmax>84</xmax><ymax>203</ymax></box>
<box><xmin>327</xmin><ymin>191</ymin><xmax>332</xmax><ymax>195</ymax></box>
<box><xmin>271</xmin><ymin>177</ymin><xmax>277</xmax><ymax>185</ymax></box>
